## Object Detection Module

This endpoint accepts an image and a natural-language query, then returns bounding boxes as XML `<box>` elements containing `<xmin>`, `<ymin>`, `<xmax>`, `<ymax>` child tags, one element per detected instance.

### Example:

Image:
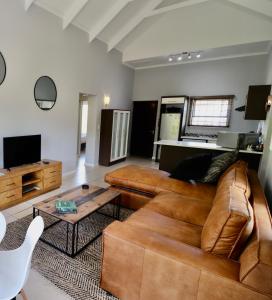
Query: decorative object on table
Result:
<box><xmin>0</xmin><ymin>51</ymin><xmax>6</xmax><ymax>86</ymax></box>
<box><xmin>82</xmin><ymin>184</ymin><xmax>89</xmax><ymax>190</ymax></box>
<box><xmin>170</xmin><ymin>153</ymin><xmax>212</xmax><ymax>182</ymax></box>
<box><xmin>201</xmin><ymin>150</ymin><xmax>238</xmax><ymax>183</ymax></box>
<box><xmin>55</xmin><ymin>200</ymin><xmax>77</xmax><ymax>214</ymax></box>
<box><xmin>0</xmin><ymin>216</ymin><xmax>44</xmax><ymax>300</ymax></box>
<box><xmin>34</xmin><ymin>76</ymin><xmax>57</xmax><ymax>111</ymax></box>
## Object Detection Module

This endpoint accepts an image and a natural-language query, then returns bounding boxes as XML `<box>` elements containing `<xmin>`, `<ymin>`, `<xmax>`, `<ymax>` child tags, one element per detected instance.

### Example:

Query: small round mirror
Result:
<box><xmin>34</xmin><ymin>76</ymin><xmax>57</xmax><ymax>111</ymax></box>
<box><xmin>0</xmin><ymin>52</ymin><xmax>6</xmax><ymax>86</ymax></box>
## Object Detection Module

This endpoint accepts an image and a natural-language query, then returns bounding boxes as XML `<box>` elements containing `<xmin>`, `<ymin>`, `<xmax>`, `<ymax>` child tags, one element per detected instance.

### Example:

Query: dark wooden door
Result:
<box><xmin>130</xmin><ymin>101</ymin><xmax>158</xmax><ymax>157</ymax></box>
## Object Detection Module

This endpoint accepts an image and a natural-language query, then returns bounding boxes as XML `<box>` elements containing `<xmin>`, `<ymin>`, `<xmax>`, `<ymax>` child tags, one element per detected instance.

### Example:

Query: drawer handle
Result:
<box><xmin>50</xmin><ymin>181</ymin><xmax>56</xmax><ymax>184</ymax></box>
<box><xmin>7</xmin><ymin>183</ymin><xmax>16</xmax><ymax>186</ymax></box>
<box><xmin>49</xmin><ymin>171</ymin><xmax>57</xmax><ymax>174</ymax></box>
<box><xmin>7</xmin><ymin>194</ymin><xmax>16</xmax><ymax>198</ymax></box>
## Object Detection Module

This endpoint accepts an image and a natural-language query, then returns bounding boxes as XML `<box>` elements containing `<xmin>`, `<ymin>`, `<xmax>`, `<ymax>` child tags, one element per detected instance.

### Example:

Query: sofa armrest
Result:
<box><xmin>101</xmin><ymin>221</ymin><xmax>256</xmax><ymax>300</ymax></box>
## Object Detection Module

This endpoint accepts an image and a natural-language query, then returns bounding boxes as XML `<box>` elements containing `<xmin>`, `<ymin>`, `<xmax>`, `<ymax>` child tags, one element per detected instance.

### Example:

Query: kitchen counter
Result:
<box><xmin>155</xmin><ymin>140</ymin><xmax>263</xmax><ymax>155</ymax></box>
<box><xmin>154</xmin><ymin>140</ymin><xmax>262</xmax><ymax>172</ymax></box>
<box><xmin>179</xmin><ymin>136</ymin><xmax>217</xmax><ymax>143</ymax></box>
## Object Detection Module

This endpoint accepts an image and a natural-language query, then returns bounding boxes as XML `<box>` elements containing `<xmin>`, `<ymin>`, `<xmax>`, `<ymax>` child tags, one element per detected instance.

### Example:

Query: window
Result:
<box><xmin>189</xmin><ymin>96</ymin><xmax>234</xmax><ymax>127</ymax></box>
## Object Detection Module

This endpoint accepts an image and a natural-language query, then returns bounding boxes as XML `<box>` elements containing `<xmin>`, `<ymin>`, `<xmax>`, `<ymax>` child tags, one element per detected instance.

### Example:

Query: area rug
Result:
<box><xmin>1</xmin><ymin>205</ymin><xmax>132</xmax><ymax>300</ymax></box>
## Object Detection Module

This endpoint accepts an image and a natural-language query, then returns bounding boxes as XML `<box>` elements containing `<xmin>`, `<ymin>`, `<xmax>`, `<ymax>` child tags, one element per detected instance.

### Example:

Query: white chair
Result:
<box><xmin>0</xmin><ymin>213</ymin><xmax>6</xmax><ymax>244</ymax></box>
<box><xmin>0</xmin><ymin>216</ymin><xmax>44</xmax><ymax>300</ymax></box>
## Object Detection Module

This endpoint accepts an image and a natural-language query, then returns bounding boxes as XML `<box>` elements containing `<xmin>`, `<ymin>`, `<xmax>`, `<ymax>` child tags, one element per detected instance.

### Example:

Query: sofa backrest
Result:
<box><xmin>201</xmin><ymin>161</ymin><xmax>254</xmax><ymax>259</ymax></box>
<box><xmin>201</xmin><ymin>184</ymin><xmax>254</xmax><ymax>258</ymax></box>
<box><xmin>239</xmin><ymin>171</ymin><xmax>272</xmax><ymax>296</ymax></box>
<box><xmin>217</xmin><ymin>160</ymin><xmax>251</xmax><ymax>200</ymax></box>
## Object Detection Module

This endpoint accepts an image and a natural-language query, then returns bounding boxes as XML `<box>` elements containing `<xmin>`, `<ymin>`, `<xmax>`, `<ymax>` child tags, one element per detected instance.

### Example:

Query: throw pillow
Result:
<box><xmin>170</xmin><ymin>153</ymin><xmax>212</xmax><ymax>182</ymax></box>
<box><xmin>201</xmin><ymin>150</ymin><xmax>238</xmax><ymax>183</ymax></box>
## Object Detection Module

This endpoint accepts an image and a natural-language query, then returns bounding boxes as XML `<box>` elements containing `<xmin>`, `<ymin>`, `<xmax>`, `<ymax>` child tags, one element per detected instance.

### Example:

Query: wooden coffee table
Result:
<box><xmin>33</xmin><ymin>185</ymin><xmax>121</xmax><ymax>257</ymax></box>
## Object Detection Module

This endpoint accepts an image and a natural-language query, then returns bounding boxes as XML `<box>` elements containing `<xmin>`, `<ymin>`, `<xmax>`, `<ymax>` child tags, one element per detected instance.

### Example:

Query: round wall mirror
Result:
<box><xmin>0</xmin><ymin>52</ymin><xmax>6</xmax><ymax>86</ymax></box>
<box><xmin>34</xmin><ymin>76</ymin><xmax>57</xmax><ymax>111</ymax></box>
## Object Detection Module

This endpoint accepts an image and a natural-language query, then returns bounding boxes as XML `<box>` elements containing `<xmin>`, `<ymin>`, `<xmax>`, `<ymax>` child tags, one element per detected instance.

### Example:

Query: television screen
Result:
<box><xmin>3</xmin><ymin>135</ymin><xmax>41</xmax><ymax>169</ymax></box>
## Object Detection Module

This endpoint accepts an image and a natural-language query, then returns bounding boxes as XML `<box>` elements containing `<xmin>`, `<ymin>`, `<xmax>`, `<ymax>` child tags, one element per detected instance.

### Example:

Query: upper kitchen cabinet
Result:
<box><xmin>245</xmin><ymin>85</ymin><xmax>271</xmax><ymax>120</ymax></box>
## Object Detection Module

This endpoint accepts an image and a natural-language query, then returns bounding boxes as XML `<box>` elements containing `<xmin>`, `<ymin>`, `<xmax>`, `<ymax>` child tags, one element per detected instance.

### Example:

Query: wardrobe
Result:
<box><xmin>99</xmin><ymin>109</ymin><xmax>130</xmax><ymax>166</ymax></box>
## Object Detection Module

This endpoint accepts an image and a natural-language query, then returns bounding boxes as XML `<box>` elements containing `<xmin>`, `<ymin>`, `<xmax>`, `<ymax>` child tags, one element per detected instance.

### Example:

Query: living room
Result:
<box><xmin>0</xmin><ymin>0</ymin><xmax>272</xmax><ymax>299</ymax></box>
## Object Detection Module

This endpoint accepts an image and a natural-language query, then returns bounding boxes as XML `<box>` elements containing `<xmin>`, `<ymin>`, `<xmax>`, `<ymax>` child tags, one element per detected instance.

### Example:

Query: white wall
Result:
<box><xmin>259</xmin><ymin>51</ymin><xmax>272</xmax><ymax>208</ymax></box>
<box><xmin>0</xmin><ymin>0</ymin><xmax>134</xmax><ymax>173</ymax></box>
<box><xmin>123</xmin><ymin>1</ymin><xmax>272</xmax><ymax>62</ymax></box>
<box><xmin>133</xmin><ymin>55</ymin><xmax>268</xmax><ymax>135</ymax></box>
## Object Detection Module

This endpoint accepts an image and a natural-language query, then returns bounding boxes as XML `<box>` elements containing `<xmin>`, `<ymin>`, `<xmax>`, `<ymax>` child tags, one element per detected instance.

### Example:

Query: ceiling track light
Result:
<box><xmin>168</xmin><ymin>51</ymin><xmax>202</xmax><ymax>63</ymax></box>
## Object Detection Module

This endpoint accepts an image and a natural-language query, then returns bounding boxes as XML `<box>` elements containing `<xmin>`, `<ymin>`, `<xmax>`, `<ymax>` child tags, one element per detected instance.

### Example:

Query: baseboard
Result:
<box><xmin>85</xmin><ymin>162</ymin><xmax>98</xmax><ymax>167</ymax></box>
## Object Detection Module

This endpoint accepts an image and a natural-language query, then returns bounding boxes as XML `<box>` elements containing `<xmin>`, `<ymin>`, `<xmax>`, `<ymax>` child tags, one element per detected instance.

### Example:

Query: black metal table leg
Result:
<box><xmin>115</xmin><ymin>195</ymin><xmax>121</xmax><ymax>220</ymax></box>
<box><xmin>34</xmin><ymin>193</ymin><xmax>122</xmax><ymax>258</ymax></box>
<box><xmin>71</xmin><ymin>224</ymin><xmax>76</xmax><ymax>257</ymax></box>
<box><xmin>66</xmin><ymin>222</ymin><xmax>69</xmax><ymax>253</ymax></box>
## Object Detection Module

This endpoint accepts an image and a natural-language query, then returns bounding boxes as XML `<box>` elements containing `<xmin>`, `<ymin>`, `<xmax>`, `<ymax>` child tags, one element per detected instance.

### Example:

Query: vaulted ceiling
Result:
<box><xmin>24</xmin><ymin>0</ymin><xmax>272</xmax><ymax>68</ymax></box>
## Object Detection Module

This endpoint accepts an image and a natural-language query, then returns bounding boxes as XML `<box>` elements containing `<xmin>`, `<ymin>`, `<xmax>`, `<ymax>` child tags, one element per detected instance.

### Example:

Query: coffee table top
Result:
<box><xmin>33</xmin><ymin>185</ymin><xmax>120</xmax><ymax>224</ymax></box>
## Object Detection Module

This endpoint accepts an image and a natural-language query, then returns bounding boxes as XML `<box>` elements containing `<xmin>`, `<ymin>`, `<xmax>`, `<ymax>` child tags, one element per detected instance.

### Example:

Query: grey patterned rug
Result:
<box><xmin>1</xmin><ymin>205</ymin><xmax>132</xmax><ymax>300</ymax></box>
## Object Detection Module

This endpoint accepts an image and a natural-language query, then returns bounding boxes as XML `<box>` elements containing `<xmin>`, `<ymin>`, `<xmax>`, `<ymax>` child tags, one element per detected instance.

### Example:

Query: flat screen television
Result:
<box><xmin>3</xmin><ymin>135</ymin><xmax>41</xmax><ymax>169</ymax></box>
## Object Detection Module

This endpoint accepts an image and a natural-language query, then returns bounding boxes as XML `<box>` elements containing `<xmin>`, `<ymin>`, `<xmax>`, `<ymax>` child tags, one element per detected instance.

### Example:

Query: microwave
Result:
<box><xmin>216</xmin><ymin>132</ymin><xmax>259</xmax><ymax>149</ymax></box>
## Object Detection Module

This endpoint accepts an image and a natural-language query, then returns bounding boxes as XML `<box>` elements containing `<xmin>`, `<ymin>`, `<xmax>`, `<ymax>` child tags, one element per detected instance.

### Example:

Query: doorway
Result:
<box><xmin>130</xmin><ymin>101</ymin><xmax>158</xmax><ymax>158</ymax></box>
<box><xmin>78</xmin><ymin>94</ymin><xmax>89</xmax><ymax>166</ymax></box>
<box><xmin>77</xmin><ymin>93</ymin><xmax>98</xmax><ymax>169</ymax></box>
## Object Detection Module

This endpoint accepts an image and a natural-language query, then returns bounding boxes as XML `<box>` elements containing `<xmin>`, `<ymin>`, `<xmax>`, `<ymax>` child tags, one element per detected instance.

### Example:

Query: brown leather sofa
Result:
<box><xmin>100</xmin><ymin>161</ymin><xmax>272</xmax><ymax>300</ymax></box>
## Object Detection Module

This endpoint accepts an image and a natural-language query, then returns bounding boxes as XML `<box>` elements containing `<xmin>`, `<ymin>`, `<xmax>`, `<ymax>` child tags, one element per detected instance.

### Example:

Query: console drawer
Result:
<box><xmin>44</xmin><ymin>176</ymin><xmax>61</xmax><ymax>190</ymax></box>
<box><xmin>0</xmin><ymin>176</ymin><xmax>21</xmax><ymax>193</ymax></box>
<box><xmin>0</xmin><ymin>188</ymin><xmax>22</xmax><ymax>206</ymax></box>
<box><xmin>44</xmin><ymin>166</ymin><xmax>61</xmax><ymax>179</ymax></box>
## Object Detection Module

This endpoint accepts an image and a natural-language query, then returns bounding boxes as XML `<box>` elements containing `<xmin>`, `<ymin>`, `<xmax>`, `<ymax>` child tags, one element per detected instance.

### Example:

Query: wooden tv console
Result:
<box><xmin>0</xmin><ymin>160</ymin><xmax>62</xmax><ymax>210</ymax></box>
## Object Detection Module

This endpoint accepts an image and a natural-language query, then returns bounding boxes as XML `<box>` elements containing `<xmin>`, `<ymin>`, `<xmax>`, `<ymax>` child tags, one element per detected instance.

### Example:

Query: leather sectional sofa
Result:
<box><xmin>100</xmin><ymin>161</ymin><xmax>272</xmax><ymax>300</ymax></box>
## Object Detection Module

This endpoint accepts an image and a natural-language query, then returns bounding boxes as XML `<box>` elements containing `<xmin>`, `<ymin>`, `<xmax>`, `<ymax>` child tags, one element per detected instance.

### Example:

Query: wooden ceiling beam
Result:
<box><xmin>24</xmin><ymin>0</ymin><xmax>36</xmax><ymax>11</ymax></box>
<box><xmin>149</xmin><ymin>0</ymin><xmax>209</xmax><ymax>17</ymax></box>
<box><xmin>88</xmin><ymin>0</ymin><xmax>133</xmax><ymax>43</ymax></box>
<box><xmin>63</xmin><ymin>0</ymin><xmax>89</xmax><ymax>30</ymax></box>
<box><xmin>107</xmin><ymin>0</ymin><xmax>164</xmax><ymax>52</ymax></box>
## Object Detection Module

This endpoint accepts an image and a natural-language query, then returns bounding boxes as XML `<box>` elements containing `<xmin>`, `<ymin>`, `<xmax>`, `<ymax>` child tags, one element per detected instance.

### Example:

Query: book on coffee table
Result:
<box><xmin>55</xmin><ymin>200</ymin><xmax>77</xmax><ymax>214</ymax></box>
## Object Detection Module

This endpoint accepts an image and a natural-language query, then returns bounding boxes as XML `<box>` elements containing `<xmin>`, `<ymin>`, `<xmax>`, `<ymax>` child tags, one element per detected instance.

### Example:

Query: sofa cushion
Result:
<box><xmin>217</xmin><ymin>160</ymin><xmax>251</xmax><ymax>200</ymax></box>
<box><xmin>170</xmin><ymin>153</ymin><xmax>212</xmax><ymax>182</ymax></box>
<box><xmin>145</xmin><ymin>192</ymin><xmax>212</xmax><ymax>226</ymax></box>
<box><xmin>201</xmin><ymin>150</ymin><xmax>238</xmax><ymax>183</ymax></box>
<box><xmin>105</xmin><ymin>165</ymin><xmax>216</xmax><ymax>204</ymax></box>
<box><xmin>126</xmin><ymin>208</ymin><xmax>202</xmax><ymax>248</ymax></box>
<box><xmin>201</xmin><ymin>186</ymin><xmax>254</xmax><ymax>258</ymax></box>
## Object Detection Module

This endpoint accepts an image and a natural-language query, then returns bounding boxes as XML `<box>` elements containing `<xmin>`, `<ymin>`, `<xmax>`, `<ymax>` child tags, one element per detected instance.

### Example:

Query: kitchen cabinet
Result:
<box><xmin>245</xmin><ymin>85</ymin><xmax>271</xmax><ymax>120</ymax></box>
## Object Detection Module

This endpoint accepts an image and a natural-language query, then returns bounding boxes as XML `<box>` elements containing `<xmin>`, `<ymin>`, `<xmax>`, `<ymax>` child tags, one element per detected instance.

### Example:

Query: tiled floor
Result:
<box><xmin>2</xmin><ymin>156</ymin><xmax>157</xmax><ymax>300</ymax></box>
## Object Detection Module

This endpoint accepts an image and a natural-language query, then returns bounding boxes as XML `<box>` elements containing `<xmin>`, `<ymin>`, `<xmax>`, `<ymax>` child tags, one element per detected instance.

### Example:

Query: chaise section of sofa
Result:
<box><xmin>105</xmin><ymin>164</ymin><xmax>216</xmax><ymax>210</ymax></box>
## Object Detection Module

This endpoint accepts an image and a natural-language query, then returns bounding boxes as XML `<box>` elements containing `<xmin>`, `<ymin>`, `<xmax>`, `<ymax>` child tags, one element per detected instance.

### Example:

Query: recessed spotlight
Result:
<box><xmin>196</xmin><ymin>53</ymin><xmax>201</xmax><ymax>58</ymax></box>
<box><xmin>168</xmin><ymin>57</ymin><xmax>173</xmax><ymax>62</ymax></box>
<box><xmin>177</xmin><ymin>56</ymin><xmax>182</xmax><ymax>61</ymax></box>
